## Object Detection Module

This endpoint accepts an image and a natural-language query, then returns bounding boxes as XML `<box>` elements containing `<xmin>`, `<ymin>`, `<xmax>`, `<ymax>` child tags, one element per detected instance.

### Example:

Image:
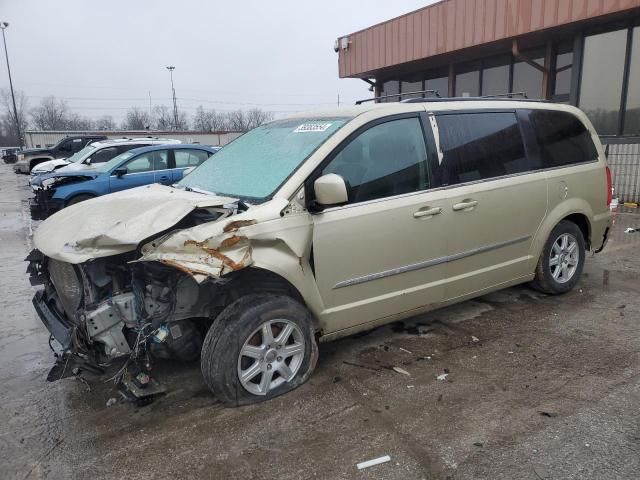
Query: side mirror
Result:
<box><xmin>182</xmin><ymin>166</ymin><xmax>196</xmax><ymax>178</ymax></box>
<box><xmin>313</xmin><ymin>173</ymin><xmax>348</xmax><ymax>208</ymax></box>
<box><xmin>85</xmin><ymin>157</ymin><xmax>92</xmax><ymax>165</ymax></box>
<box><xmin>113</xmin><ymin>167</ymin><xmax>127</xmax><ymax>177</ymax></box>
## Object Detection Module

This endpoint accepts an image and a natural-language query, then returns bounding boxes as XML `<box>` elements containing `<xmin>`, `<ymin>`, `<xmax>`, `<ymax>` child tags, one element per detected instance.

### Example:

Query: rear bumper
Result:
<box><xmin>32</xmin><ymin>290</ymin><xmax>73</xmax><ymax>350</ymax></box>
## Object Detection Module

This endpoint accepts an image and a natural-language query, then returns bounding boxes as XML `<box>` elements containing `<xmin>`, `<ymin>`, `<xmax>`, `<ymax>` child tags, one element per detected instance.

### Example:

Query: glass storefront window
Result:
<box><xmin>624</xmin><ymin>27</ymin><xmax>640</xmax><ymax>135</ymax></box>
<box><xmin>513</xmin><ymin>50</ymin><xmax>544</xmax><ymax>99</ymax></box>
<box><xmin>381</xmin><ymin>80</ymin><xmax>399</xmax><ymax>102</ymax></box>
<box><xmin>554</xmin><ymin>42</ymin><xmax>573</xmax><ymax>97</ymax></box>
<box><xmin>426</xmin><ymin>76</ymin><xmax>448</xmax><ymax>97</ymax></box>
<box><xmin>455</xmin><ymin>63</ymin><xmax>480</xmax><ymax>97</ymax></box>
<box><xmin>481</xmin><ymin>56</ymin><xmax>510</xmax><ymax>96</ymax></box>
<box><xmin>580</xmin><ymin>29</ymin><xmax>627</xmax><ymax>135</ymax></box>
<box><xmin>401</xmin><ymin>80</ymin><xmax>423</xmax><ymax>98</ymax></box>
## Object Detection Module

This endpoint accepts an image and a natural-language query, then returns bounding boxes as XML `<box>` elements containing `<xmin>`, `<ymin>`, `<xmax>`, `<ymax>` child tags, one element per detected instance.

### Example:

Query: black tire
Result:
<box><xmin>201</xmin><ymin>294</ymin><xmax>318</xmax><ymax>406</ymax></box>
<box><xmin>66</xmin><ymin>194</ymin><xmax>94</xmax><ymax>206</ymax></box>
<box><xmin>530</xmin><ymin>220</ymin><xmax>586</xmax><ymax>295</ymax></box>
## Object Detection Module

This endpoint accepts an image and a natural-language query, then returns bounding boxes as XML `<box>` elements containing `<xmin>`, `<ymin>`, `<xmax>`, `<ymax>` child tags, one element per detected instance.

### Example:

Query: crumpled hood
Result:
<box><xmin>59</xmin><ymin>162</ymin><xmax>91</xmax><ymax>172</ymax></box>
<box><xmin>34</xmin><ymin>184</ymin><xmax>238</xmax><ymax>263</ymax></box>
<box><xmin>31</xmin><ymin>169</ymin><xmax>99</xmax><ymax>187</ymax></box>
<box><xmin>32</xmin><ymin>158</ymin><xmax>70</xmax><ymax>174</ymax></box>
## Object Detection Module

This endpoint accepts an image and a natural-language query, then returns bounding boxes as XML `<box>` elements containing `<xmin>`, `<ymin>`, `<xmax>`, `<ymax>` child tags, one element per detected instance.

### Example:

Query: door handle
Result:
<box><xmin>413</xmin><ymin>206</ymin><xmax>442</xmax><ymax>218</ymax></box>
<box><xmin>452</xmin><ymin>199</ymin><xmax>478</xmax><ymax>211</ymax></box>
<box><xmin>159</xmin><ymin>175</ymin><xmax>170</xmax><ymax>183</ymax></box>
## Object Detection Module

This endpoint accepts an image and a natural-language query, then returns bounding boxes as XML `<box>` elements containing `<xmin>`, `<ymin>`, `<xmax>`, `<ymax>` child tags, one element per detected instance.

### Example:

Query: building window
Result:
<box><xmin>455</xmin><ymin>63</ymin><xmax>480</xmax><ymax>97</ymax></box>
<box><xmin>624</xmin><ymin>27</ymin><xmax>640</xmax><ymax>135</ymax></box>
<box><xmin>401</xmin><ymin>79</ymin><xmax>423</xmax><ymax>98</ymax></box>
<box><xmin>553</xmin><ymin>42</ymin><xmax>573</xmax><ymax>99</ymax></box>
<box><xmin>513</xmin><ymin>49</ymin><xmax>544</xmax><ymax>99</ymax></box>
<box><xmin>481</xmin><ymin>56</ymin><xmax>511</xmax><ymax>96</ymax></box>
<box><xmin>381</xmin><ymin>80</ymin><xmax>399</xmax><ymax>102</ymax></box>
<box><xmin>426</xmin><ymin>76</ymin><xmax>448</xmax><ymax>97</ymax></box>
<box><xmin>579</xmin><ymin>29</ymin><xmax>627</xmax><ymax>135</ymax></box>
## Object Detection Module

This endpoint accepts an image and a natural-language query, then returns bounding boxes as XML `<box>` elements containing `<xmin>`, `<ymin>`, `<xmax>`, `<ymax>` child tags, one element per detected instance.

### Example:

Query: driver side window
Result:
<box><xmin>321</xmin><ymin>116</ymin><xmax>429</xmax><ymax>204</ymax></box>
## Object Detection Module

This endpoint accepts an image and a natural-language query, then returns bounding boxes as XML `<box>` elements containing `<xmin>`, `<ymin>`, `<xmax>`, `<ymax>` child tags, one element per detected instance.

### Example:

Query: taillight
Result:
<box><xmin>605</xmin><ymin>165</ymin><xmax>613</xmax><ymax>206</ymax></box>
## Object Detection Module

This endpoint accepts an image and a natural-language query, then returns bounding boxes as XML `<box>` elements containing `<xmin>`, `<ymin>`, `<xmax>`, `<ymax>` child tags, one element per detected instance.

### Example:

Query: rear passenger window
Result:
<box><xmin>321</xmin><ymin>117</ymin><xmax>428</xmax><ymax>204</ymax></box>
<box><xmin>175</xmin><ymin>149</ymin><xmax>211</xmax><ymax>168</ymax></box>
<box><xmin>433</xmin><ymin>112</ymin><xmax>527</xmax><ymax>186</ymax></box>
<box><xmin>528</xmin><ymin>110</ymin><xmax>598</xmax><ymax>167</ymax></box>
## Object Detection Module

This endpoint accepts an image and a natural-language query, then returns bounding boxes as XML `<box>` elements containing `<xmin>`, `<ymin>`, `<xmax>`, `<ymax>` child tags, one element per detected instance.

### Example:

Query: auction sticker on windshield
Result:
<box><xmin>294</xmin><ymin>122</ymin><xmax>333</xmax><ymax>133</ymax></box>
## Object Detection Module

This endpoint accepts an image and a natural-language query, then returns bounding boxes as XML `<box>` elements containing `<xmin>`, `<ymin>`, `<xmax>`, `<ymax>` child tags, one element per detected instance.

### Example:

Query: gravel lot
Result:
<box><xmin>1</xmin><ymin>162</ymin><xmax>639</xmax><ymax>480</ymax></box>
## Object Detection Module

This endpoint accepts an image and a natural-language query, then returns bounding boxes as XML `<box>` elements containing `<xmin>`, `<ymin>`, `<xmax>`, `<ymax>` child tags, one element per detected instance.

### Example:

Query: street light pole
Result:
<box><xmin>166</xmin><ymin>66</ymin><xmax>178</xmax><ymax>130</ymax></box>
<box><xmin>0</xmin><ymin>22</ymin><xmax>22</xmax><ymax>147</ymax></box>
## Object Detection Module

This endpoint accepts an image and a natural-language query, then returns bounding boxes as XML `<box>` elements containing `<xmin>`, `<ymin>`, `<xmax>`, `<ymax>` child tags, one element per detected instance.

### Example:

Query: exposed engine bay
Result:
<box><xmin>28</xmin><ymin>203</ymin><xmax>253</xmax><ymax>403</ymax></box>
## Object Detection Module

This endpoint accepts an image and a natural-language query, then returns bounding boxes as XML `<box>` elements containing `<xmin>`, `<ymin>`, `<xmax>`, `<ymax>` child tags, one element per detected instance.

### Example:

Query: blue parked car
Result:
<box><xmin>30</xmin><ymin>144</ymin><xmax>220</xmax><ymax>219</ymax></box>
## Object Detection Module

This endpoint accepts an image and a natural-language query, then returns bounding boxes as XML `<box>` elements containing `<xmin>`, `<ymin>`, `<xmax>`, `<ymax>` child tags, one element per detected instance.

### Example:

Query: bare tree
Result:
<box><xmin>31</xmin><ymin>95</ymin><xmax>71</xmax><ymax>130</ymax></box>
<box><xmin>121</xmin><ymin>107</ymin><xmax>151</xmax><ymax>130</ymax></box>
<box><xmin>0</xmin><ymin>88</ymin><xmax>28</xmax><ymax>146</ymax></box>
<box><xmin>95</xmin><ymin>115</ymin><xmax>116</xmax><ymax>130</ymax></box>
<box><xmin>65</xmin><ymin>113</ymin><xmax>94</xmax><ymax>130</ymax></box>
<box><xmin>245</xmin><ymin>108</ymin><xmax>274</xmax><ymax>129</ymax></box>
<box><xmin>152</xmin><ymin>104</ymin><xmax>189</xmax><ymax>130</ymax></box>
<box><xmin>152</xmin><ymin>105</ymin><xmax>173</xmax><ymax>130</ymax></box>
<box><xmin>193</xmin><ymin>105</ymin><xmax>229</xmax><ymax>132</ymax></box>
<box><xmin>225</xmin><ymin>109</ymin><xmax>248</xmax><ymax>131</ymax></box>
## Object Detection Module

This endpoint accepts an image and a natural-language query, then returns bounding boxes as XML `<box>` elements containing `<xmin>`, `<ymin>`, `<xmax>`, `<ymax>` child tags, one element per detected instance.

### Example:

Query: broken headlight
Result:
<box><xmin>48</xmin><ymin>259</ymin><xmax>83</xmax><ymax>317</ymax></box>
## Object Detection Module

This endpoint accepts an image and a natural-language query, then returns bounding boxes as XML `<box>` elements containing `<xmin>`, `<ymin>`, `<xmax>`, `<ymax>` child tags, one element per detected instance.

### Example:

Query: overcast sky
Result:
<box><xmin>0</xmin><ymin>0</ymin><xmax>435</xmax><ymax>124</ymax></box>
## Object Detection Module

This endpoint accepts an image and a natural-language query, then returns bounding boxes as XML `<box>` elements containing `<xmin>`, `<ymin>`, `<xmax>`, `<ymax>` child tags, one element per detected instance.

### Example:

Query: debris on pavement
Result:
<box><xmin>357</xmin><ymin>455</ymin><xmax>391</xmax><ymax>470</ymax></box>
<box><xmin>106</xmin><ymin>397</ymin><xmax>117</xmax><ymax>407</ymax></box>
<box><xmin>399</xmin><ymin>347</ymin><xmax>412</xmax><ymax>354</ymax></box>
<box><xmin>437</xmin><ymin>373</ymin><xmax>448</xmax><ymax>381</ymax></box>
<box><xmin>473</xmin><ymin>442</ymin><xmax>484</xmax><ymax>447</ymax></box>
<box><xmin>539</xmin><ymin>411</ymin><xmax>558</xmax><ymax>418</ymax></box>
<box><xmin>392</xmin><ymin>366</ymin><xmax>410</xmax><ymax>376</ymax></box>
<box><xmin>471</xmin><ymin>335</ymin><xmax>480</xmax><ymax>342</ymax></box>
<box><xmin>624</xmin><ymin>227</ymin><xmax>638</xmax><ymax>233</ymax></box>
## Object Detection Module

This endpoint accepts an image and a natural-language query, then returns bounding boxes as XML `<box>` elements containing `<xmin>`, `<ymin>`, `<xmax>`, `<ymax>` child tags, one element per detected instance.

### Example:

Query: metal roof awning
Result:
<box><xmin>337</xmin><ymin>0</ymin><xmax>640</xmax><ymax>79</ymax></box>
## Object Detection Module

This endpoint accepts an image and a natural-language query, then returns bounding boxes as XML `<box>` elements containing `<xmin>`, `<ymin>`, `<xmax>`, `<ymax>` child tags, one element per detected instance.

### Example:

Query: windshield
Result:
<box><xmin>178</xmin><ymin>117</ymin><xmax>349</xmax><ymax>200</ymax></box>
<box><xmin>66</xmin><ymin>144</ymin><xmax>97</xmax><ymax>164</ymax></box>
<box><xmin>94</xmin><ymin>151</ymin><xmax>135</xmax><ymax>172</ymax></box>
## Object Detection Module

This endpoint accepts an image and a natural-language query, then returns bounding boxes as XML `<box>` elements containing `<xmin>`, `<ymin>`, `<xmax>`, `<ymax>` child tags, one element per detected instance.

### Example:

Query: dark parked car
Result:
<box><xmin>2</xmin><ymin>147</ymin><xmax>21</xmax><ymax>164</ymax></box>
<box><xmin>13</xmin><ymin>135</ymin><xmax>107</xmax><ymax>173</ymax></box>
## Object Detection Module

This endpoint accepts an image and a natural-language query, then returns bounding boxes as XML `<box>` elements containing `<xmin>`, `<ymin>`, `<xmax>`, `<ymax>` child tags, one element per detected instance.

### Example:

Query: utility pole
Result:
<box><xmin>0</xmin><ymin>22</ymin><xmax>22</xmax><ymax>147</ymax></box>
<box><xmin>166</xmin><ymin>66</ymin><xmax>178</xmax><ymax>130</ymax></box>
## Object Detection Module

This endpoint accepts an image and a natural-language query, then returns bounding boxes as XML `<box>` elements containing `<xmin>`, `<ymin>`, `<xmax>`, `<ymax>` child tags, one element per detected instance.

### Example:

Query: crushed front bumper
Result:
<box><xmin>30</xmin><ymin>193</ymin><xmax>63</xmax><ymax>220</ymax></box>
<box><xmin>32</xmin><ymin>289</ymin><xmax>73</xmax><ymax>350</ymax></box>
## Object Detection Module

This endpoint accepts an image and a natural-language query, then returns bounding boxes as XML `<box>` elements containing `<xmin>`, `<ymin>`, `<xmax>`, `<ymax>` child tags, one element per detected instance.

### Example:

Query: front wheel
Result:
<box><xmin>201</xmin><ymin>294</ymin><xmax>318</xmax><ymax>406</ymax></box>
<box><xmin>531</xmin><ymin>220</ymin><xmax>585</xmax><ymax>294</ymax></box>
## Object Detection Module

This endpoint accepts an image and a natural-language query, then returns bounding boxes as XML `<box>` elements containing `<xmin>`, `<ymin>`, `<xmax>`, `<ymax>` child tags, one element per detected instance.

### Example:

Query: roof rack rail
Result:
<box><xmin>479</xmin><ymin>92</ymin><xmax>528</xmax><ymax>99</ymax></box>
<box><xmin>355</xmin><ymin>89</ymin><xmax>441</xmax><ymax>105</ymax></box>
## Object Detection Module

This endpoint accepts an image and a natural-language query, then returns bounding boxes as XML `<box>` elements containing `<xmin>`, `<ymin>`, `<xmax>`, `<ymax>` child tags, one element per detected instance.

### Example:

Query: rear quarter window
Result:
<box><xmin>528</xmin><ymin>110</ymin><xmax>598</xmax><ymax>168</ymax></box>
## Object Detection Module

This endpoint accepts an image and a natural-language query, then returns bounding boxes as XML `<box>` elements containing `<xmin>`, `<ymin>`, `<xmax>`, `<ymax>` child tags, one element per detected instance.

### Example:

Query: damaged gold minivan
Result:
<box><xmin>28</xmin><ymin>98</ymin><xmax>612</xmax><ymax>405</ymax></box>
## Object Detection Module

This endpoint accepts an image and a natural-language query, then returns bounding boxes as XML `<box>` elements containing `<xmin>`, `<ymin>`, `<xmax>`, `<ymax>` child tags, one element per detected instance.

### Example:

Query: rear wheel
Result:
<box><xmin>531</xmin><ymin>220</ymin><xmax>585</xmax><ymax>294</ymax></box>
<box><xmin>201</xmin><ymin>294</ymin><xmax>318</xmax><ymax>406</ymax></box>
<box><xmin>66</xmin><ymin>194</ymin><xmax>95</xmax><ymax>207</ymax></box>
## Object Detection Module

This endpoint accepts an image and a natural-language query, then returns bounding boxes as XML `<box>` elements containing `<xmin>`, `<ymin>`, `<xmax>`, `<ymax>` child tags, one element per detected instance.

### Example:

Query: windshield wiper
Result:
<box><xmin>184</xmin><ymin>186</ymin><xmax>217</xmax><ymax>196</ymax></box>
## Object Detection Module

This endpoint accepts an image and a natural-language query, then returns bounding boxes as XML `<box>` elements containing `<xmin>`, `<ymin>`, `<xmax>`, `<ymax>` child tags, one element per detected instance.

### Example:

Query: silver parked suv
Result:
<box><xmin>28</xmin><ymin>98</ymin><xmax>611</xmax><ymax>405</ymax></box>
